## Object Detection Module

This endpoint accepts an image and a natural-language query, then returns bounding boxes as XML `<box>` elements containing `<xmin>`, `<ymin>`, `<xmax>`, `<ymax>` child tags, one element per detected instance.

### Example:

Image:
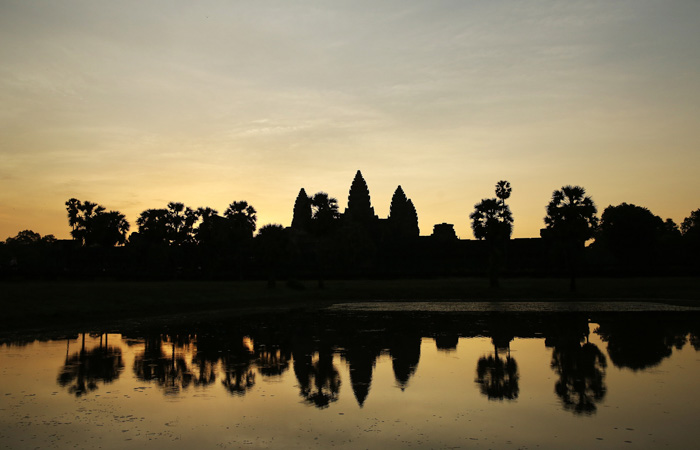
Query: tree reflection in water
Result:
<box><xmin>293</xmin><ymin>340</ymin><xmax>341</xmax><ymax>408</ymax></box>
<box><xmin>57</xmin><ymin>333</ymin><xmax>124</xmax><ymax>397</ymax></box>
<box><xmin>596</xmin><ymin>319</ymin><xmax>688</xmax><ymax>371</ymax></box>
<box><xmin>257</xmin><ymin>344</ymin><xmax>291</xmax><ymax>378</ymax></box>
<box><xmin>133</xmin><ymin>334</ymin><xmax>194</xmax><ymax>395</ymax></box>
<box><xmin>548</xmin><ymin>319</ymin><xmax>607</xmax><ymax>415</ymax></box>
<box><xmin>475</xmin><ymin>334</ymin><xmax>519</xmax><ymax>401</ymax></box>
<box><xmin>48</xmin><ymin>311</ymin><xmax>700</xmax><ymax>411</ymax></box>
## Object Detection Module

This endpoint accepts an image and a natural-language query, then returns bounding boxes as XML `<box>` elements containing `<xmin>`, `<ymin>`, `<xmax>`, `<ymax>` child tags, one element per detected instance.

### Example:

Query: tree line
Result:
<box><xmin>1</xmin><ymin>171</ymin><xmax>699</xmax><ymax>284</ymax></box>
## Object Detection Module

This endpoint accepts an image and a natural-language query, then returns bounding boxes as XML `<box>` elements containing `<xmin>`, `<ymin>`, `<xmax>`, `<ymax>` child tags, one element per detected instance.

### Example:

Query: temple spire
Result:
<box><xmin>345</xmin><ymin>170</ymin><xmax>375</xmax><ymax>222</ymax></box>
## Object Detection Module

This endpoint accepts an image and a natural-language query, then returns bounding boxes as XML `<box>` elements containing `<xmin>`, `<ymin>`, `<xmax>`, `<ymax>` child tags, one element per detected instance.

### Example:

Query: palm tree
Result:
<box><xmin>544</xmin><ymin>186</ymin><xmax>598</xmax><ymax>291</ymax></box>
<box><xmin>310</xmin><ymin>192</ymin><xmax>340</xmax><ymax>233</ymax></box>
<box><xmin>495</xmin><ymin>180</ymin><xmax>512</xmax><ymax>208</ymax></box>
<box><xmin>310</xmin><ymin>192</ymin><xmax>340</xmax><ymax>288</ymax></box>
<box><xmin>224</xmin><ymin>201</ymin><xmax>257</xmax><ymax>238</ymax></box>
<box><xmin>470</xmin><ymin>198</ymin><xmax>513</xmax><ymax>287</ymax></box>
<box><xmin>65</xmin><ymin>198</ymin><xmax>129</xmax><ymax>246</ymax></box>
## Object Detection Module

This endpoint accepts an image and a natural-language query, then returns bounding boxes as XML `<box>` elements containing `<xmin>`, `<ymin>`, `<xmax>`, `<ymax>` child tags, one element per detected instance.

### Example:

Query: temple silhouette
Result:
<box><xmin>1</xmin><ymin>169</ymin><xmax>698</xmax><ymax>280</ymax></box>
<box><xmin>280</xmin><ymin>169</ymin><xmax>547</xmax><ymax>281</ymax></box>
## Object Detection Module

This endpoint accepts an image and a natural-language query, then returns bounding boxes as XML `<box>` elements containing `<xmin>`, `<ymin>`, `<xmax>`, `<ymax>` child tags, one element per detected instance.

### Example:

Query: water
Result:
<box><xmin>1</xmin><ymin>310</ymin><xmax>699</xmax><ymax>449</ymax></box>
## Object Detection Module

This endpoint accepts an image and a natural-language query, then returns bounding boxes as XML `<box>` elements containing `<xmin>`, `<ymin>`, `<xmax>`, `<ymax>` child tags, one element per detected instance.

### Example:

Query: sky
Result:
<box><xmin>1</xmin><ymin>0</ymin><xmax>699</xmax><ymax>240</ymax></box>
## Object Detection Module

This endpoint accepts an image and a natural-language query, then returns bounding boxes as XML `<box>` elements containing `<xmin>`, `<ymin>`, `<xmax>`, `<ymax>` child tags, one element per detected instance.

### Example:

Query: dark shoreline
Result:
<box><xmin>1</xmin><ymin>276</ymin><xmax>699</xmax><ymax>339</ymax></box>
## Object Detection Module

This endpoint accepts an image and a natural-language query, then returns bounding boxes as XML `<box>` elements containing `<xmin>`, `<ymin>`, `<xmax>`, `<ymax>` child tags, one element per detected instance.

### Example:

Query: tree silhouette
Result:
<box><xmin>255</xmin><ymin>224</ymin><xmax>289</xmax><ymax>287</ymax></box>
<box><xmin>310</xmin><ymin>192</ymin><xmax>340</xmax><ymax>232</ymax></box>
<box><xmin>134</xmin><ymin>202</ymin><xmax>199</xmax><ymax>246</ymax></box>
<box><xmin>681</xmin><ymin>209</ymin><xmax>700</xmax><ymax>235</ymax></box>
<box><xmin>681</xmin><ymin>209</ymin><xmax>700</xmax><ymax>255</ymax></box>
<box><xmin>543</xmin><ymin>186</ymin><xmax>598</xmax><ymax>291</ymax></box>
<box><xmin>471</xmin><ymin>199</ymin><xmax>513</xmax><ymax>241</ymax></box>
<box><xmin>470</xmin><ymin>195</ymin><xmax>513</xmax><ymax>288</ymax></box>
<box><xmin>134</xmin><ymin>208</ymin><xmax>172</xmax><ymax>245</ymax></box>
<box><xmin>5</xmin><ymin>230</ymin><xmax>45</xmax><ymax>244</ymax></box>
<box><xmin>495</xmin><ymin>180</ymin><xmax>512</xmax><ymax>207</ymax></box>
<box><xmin>65</xmin><ymin>198</ymin><xmax>129</xmax><ymax>246</ymax></box>
<box><xmin>309</xmin><ymin>192</ymin><xmax>340</xmax><ymax>287</ymax></box>
<box><xmin>90</xmin><ymin>210</ymin><xmax>130</xmax><ymax>247</ymax></box>
<box><xmin>224</xmin><ymin>201</ymin><xmax>257</xmax><ymax>239</ymax></box>
<box><xmin>597</xmin><ymin>203</ymin><xmax>666</xmax><ymax>269</ymax></box>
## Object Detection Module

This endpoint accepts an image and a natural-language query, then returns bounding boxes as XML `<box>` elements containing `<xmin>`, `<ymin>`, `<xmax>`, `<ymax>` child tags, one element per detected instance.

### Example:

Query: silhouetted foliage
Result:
<box><xmin>597</xmin><ymin>203</ymin><xmax>667</xmax><ymax>269</ymax></box>
<box><xmin>310</xmin><ymin>192</ymin><xmax>340</xmax><ymax>236</ymax></box>
<box><xmin>471</xmin><ymin>199</ymin><xmax>513</xmax><ymax>242</ymax></box>
<box><xmin>470</xmin><ymin>182</ymin><xmax>514</xmax><ymax>287</ymax></box>
<box><xmin>65</xmin><ymin>198</ymin><xmax>129</xmax><ymax>246</ymax></box>
<box><xmin>5</xmin><ymin>230</ymin><xmax>55</xmax><ymax>244</ymax></box>
<box><xmin>543</xmin><ymin>186</ymin><xmax>598</xmax><ymax>291</ymax></box>
<box><xmin>681</xmin><ymin>209</ymin><xmax>700</xmax><ymax>237</ymax></box>
<box><xmin>10</xmin><ymin>171</ymin><xmax>698</xmax><ymax>280</ymax></box>
<box><xmin>682</xmin><ymin>209</ymin><xmax>700</xmax><ymax>257</ymax></box>
<box><xmin>255</xmin><ymin>224</ymin><xmax>289</xmax><ymax>287</ymax></box>
<box><xmin>495</xmin><ymin>180</ymin><xmax>512</xmax><ymax>206</ymax></box>
<box><xmin>134</xmin><ymin>202</ymin><xmax>199</xmax><ymax>246</ymax></box>
<box><xmin>224</xmin><ymin>201</ymin><xmax>257</xmax><ymax>239</ymax></box>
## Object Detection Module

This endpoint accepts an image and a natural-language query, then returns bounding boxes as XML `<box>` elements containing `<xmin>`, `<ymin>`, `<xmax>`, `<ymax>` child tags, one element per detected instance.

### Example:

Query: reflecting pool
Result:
<box><xmin>1</xmin><ymin>309</ymin><xmax>700</xmax><ymax>448</ymax></box>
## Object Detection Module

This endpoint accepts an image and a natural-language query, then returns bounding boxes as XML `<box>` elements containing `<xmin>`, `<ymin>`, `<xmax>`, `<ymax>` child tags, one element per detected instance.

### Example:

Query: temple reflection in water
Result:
<box><xmin>47</xmin><ymin>311</ymin><xmax>700</xmax><ymax>415</ymax></box>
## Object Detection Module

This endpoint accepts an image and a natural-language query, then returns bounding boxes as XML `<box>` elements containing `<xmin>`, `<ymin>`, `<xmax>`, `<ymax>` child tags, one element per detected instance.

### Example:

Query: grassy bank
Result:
<box><xmin>1</xmin><ymin>276</ymin><xmax>699</xmax><ymax>334</ymax></box>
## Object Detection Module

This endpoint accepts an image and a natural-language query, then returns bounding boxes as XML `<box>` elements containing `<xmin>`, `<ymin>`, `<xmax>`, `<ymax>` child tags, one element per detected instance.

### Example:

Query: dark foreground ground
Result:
<box><xmin>1</xmin><ymin>277</ymin><xmax>699</xmax><ymax>337</ymax></box>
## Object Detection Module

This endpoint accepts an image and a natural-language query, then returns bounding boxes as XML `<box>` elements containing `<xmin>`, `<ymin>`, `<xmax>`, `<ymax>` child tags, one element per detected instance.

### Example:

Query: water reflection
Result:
<box><xmin>342</xmin><ymin>335</ymin><xmax>381</xmax><ymax>407</ymax></box>
<box><xmin>43</xmin><ymin>311</ymin><xmax>700</xmax><ymax>415</ymax></box>
<box><xmin>475</xmin><ymin>342</ymin><xmax>519</xmax><ymax>401</ymax></box>
<box><xmin>596</xmin><ymin>318</ymin><xmax>688</xmax><ymax>371</ymax></box>
<box><xmin>294</xmin><ymin>345</ymin><xmax>341</xmax><ymax>408</ymax></box>
<box><xmin>390</xmin><ymin>332</ymin><xmax>421</xmax><ymax>390</ymax></box>
<box><xmin>57</xmin><ymin>333</ymin><xmax>124</xmax><ymax>397</ymax></box>
<box><xmin>133</xmin><ymin>335</ymin><xmax>194</xmax><ymax>395</ymax></box>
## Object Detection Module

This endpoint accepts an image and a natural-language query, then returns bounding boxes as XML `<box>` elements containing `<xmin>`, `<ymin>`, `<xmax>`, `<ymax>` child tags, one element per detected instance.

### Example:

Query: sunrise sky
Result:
<box><xmin>1</xmin><ymin>0</ymin><xmax>699</xmax><ymax>241</ymax></box>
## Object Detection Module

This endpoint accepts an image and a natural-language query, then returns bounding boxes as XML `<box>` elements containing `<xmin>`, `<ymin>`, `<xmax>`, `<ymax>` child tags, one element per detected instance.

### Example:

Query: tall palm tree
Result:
<box><xmin>224</xmin><ymin>201</ymin><xmax>257</xmax><ymax>238</ymax></box>
<box><xmin>309</xmin><ymin>192</ymin><xmax>340</xmax><ymax>288</ymax></box>
<box><xmin>470</xmin><ymin>198</ymin><xmax>513</xmax><ymax>287</ymax></box>
<box><xmin>544</xmin><ymin>186</ymin><xmax>598</xmax><ymax>291</ymax></box>
<box><xmin>495</xmin><ymin>180</ymin><xmax>512</xmax><ymax>208</ymax></box>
